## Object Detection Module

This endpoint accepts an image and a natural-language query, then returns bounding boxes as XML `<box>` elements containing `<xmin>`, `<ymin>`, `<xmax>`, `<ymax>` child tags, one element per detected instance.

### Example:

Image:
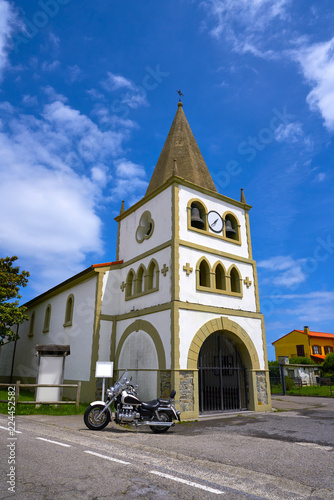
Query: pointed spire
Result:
<box><xmin>240</xmin><ymin>188</ymin><xmax>246</xmax><ymax>204</ymax></box>
<box><xmin>120</xmin><ymin>200</ymin><xmax>125</xmax><ymax>215</ymax></box>
<box><xmin>145</xmin><ymin>103</ymin><xmax>217</xmax><ymax>196</ymax></box>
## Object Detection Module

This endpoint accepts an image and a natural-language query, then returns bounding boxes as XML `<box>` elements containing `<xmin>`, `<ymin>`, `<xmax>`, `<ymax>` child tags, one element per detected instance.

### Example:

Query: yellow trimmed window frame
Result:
<box><xmin>196</xmin><ymin>258</ymin><xmax>243</xmax><ymax>297</ymax></box>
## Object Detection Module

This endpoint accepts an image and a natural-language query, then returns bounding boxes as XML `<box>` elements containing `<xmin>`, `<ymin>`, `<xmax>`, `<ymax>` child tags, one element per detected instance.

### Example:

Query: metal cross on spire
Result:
<box><xmin>176</xmin><ymin>89</ymin><xmax>184</xmax><ymax>102</ymax></box>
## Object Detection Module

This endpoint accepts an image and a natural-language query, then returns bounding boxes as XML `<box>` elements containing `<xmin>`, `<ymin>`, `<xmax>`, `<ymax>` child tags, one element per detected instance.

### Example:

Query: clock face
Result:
<box><xmin>208</xmin><ymin>211</ymin><xmax>223</xmax><ymax>233</ymax></box>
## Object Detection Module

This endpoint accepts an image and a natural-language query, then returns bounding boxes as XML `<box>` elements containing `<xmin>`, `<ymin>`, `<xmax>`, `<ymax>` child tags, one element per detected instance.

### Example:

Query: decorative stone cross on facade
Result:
<box><xmin>183</xmin><ymin>263</ymin><xmax>193</xmax><ymax>275</ymax></box>
<box><xmin>244</xmin><ymin>277</ymin><xmax>252</xmax><ymax>288</ymax></box>
<box><xmin>120</xmin><ymin>281</ymin><xmax>126</xmax><ymax>292</ymax></box>
<box><xmin>161</xmin><ymin>264</ymin><xmax>169</xmax><ymax>276</ymax></box>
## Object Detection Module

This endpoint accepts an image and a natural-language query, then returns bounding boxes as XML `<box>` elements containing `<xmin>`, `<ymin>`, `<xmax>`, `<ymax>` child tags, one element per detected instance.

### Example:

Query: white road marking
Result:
<box><xmin>84</xmin><ymin>450</ymin><xmax>131</xmax><ymax>464</ymax></box>
<box><xmin>0</xmin><ymin>425</ymin><xmax>22</xmax><ymax>434</ymax></box>
<box><xmin>296</xmin><ymin>442</ymin><xmax>333</xmax><ymax>451</ymax></box>
<box><xmin>36</xmin><ymin>437</ymin><xmax>71</xmax><ymax>447</ymax></box>
<box><xmin>149</xmin><ymin>470</ymin><xmax>225</xmax><ymax>495</ymax></box>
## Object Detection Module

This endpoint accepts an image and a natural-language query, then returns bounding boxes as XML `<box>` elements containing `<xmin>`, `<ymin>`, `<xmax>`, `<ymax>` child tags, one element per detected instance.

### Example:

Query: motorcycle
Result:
<box><xmin>84</xmin><ymin>370</ymin><xmax>181</xmax><ymax>433</ymax></box>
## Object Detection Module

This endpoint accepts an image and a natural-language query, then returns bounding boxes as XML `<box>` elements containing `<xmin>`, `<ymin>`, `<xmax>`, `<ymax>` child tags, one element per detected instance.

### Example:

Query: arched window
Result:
<box><xmin>230</xmin><ymin>267</ymin><xmax>241</xmax><ymax>293</ymax></box>
<box><xmin>64</xmin><ymin>294</ymin><xmax>74</xmax><ymax>327</ymax></box>
<box><xmin>224</xmin><ymin>213</ymin><xmax>240</xmax><ymax>242</ymax></box>
<box><xmin>199</xmin><ymin>259</ymin><xmax>211</xmax><ymax>287</ymax></box>
<box><xmin>125</xmin><ymin>269</ymin><xmax>135</xmax><ymax>299</ymax></box>
<box><xmin>190</xmin><ymin>201</ymin><xmax>207</xmax><ymax>231</ymax></box>
<box><xmin>147</xmin><ymin>260</ymin><xmax>158</xmax><ymax>290</ymax></box>
<box><xmin>43</xmin><ymin>304</ymin><xmax>51</xmax><ymax>333</ymax></box>
<box><xmin>215</xmin><ymin>263</ymin><xmax>226</xmax><ymax>290</ymax></box>
<box><xmin>136</xmin><ymin>265</ymin><xmax>145</xmax><ymax>294</ymax></box>
<box><xmin>28</xmin><ymin>311</ymin><xmax>35</xmax><ymax>337</ymax></box>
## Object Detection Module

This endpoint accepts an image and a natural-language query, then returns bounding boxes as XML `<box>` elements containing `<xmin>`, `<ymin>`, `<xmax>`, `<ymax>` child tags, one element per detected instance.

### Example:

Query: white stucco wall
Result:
<box><xmin>101</xmin><ymin>247</ymin><xmax>172</xmax><ymax>316</ymax></box>
<box><xmin>98</xmin><ymin>320</ymin><xmax>113</xmax><ymax>362</ymax></box>
<box><xmin>115</xmin><ymin>310</ymin><xmax>172</xmax><ymax>369</ymax></box>
<box><xmin>12</xmin><ymin>276</ymin><xmax>97</xmax><ymax>382</ymax></box>
<box><xmin>178</xmin><ymin>186</ymin><xmax>250</xmax><ymax>260</ymax></box>
<box><xmin>178</xmin><ymin>245</ymin><xmax>257</xmax><ymax>311</ymax></box>
<box><xmin>0</xmin><ymin>341</ymin><xmax>15</xmax><ymax>377</ymax></box>
<box><xmin>118</xmin><ymin>186</ymin><xmax>173</xmax><ymax>263</ymax></box>
<box><xmin>178</xmin><ymin>309</ymin><xmax>265</xmax><ymax>370</ymax></box>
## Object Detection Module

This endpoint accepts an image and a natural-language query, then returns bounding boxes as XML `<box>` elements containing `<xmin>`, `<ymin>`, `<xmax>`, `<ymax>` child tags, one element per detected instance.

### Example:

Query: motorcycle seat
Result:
<box><xmin>141</xmin><ymin>399</ymin><xmax>160</xmax><ymax>411</ymax></box>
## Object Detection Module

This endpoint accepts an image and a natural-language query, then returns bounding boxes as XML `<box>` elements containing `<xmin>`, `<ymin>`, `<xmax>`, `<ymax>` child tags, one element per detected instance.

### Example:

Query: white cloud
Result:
<box><xmin>201</xmin><ymin>0</ymin><xmax>290</xmax><ymax>57</ymax></box>
<box><xmin>274</xmin><ymin>122</ymin><xmax>303</xmax><ymax>143</ymax></box>
<box><xmin>0</xmin><ymin>0</ymin><xmax>19</xmax><ymax>78</ymax></box>
<box><xmin>291</xmin><ymin>37</ymin><xmax>334</xmax><ymax>131</ymax></box>
<box><xmin>111</xmin><ymin>159</ymin><xmax>148</xmax><ymax>203</ymax></box>
<box><xmin>101</xmin><ymin>72</ymin><xmax>134</xmax><ymax>92</ymax></box>
<box><xmin>0</xmin><ymin>97</ymin><xmax>142</xmax><ymax>294</ymax></box>
<box><xmin>41</xmin><ymin>60</ymin><xmax>60</xmax><ymax>72</ymax></box>
<box><xmin>100</xmin><ymin>72</ymin><xmax>148</xmax><ymax>109</ymax></box>
<box><xmin>258</xmin><ymin>255</ymin><xmax>307</xmax><ymax>288</ymax></box>
<box><xmin>273</xmin><ymin>291</ymin><xmax>334</xmax><ymax>324</ymax></box>
<box><xmin>314</xmin><ymin>172</ymin><xmax>326</xmax><ymax>182</ymax></box>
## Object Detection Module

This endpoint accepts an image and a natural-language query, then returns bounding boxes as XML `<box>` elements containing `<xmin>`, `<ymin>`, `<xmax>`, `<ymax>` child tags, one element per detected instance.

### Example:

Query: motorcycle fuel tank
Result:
<box><xmin>122</xmin><ymin>391</ymin><xmax>141</xmax><ymax>405</ymax></box>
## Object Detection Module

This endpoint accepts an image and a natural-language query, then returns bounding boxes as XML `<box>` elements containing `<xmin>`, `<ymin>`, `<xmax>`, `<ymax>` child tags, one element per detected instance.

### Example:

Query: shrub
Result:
<box><xmin>321</xmin><ymin>353</ymin><xmax>334</xmax><ymax>375</ymax></box>
<box><xmin>285</xmin><ymin>377</ymin><xmax>295</xmax><ymax>390</ymax></box>
<box><xmin>289</xmin><ymin>356</ymin><xmax>315</xmax><ymax>365</ymax></box>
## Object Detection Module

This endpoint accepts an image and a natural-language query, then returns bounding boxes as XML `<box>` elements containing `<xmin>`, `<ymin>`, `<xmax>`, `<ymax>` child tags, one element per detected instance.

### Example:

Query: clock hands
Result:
<box><xmin>211</xmin><ymin>218</ymin><xmax>218</xmax><ymax>227</ymax></box>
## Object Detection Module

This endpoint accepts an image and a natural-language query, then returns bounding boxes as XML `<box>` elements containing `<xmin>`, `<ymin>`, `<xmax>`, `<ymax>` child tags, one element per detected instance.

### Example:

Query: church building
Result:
<box><xmin>1</xmin><ymin>102</ymin><xmax>272</xmax><ymax>418</ymax></box>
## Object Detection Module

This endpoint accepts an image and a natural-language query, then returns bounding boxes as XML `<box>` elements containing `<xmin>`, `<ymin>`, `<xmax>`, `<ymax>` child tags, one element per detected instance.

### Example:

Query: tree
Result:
<box><xmin>0</xmin><ymin>256</ymin><xmax>30</xmax><ymax>346</ymax></box>
<box><xmin>321</xmin><ymin>353</ymin><xmax>334</xmax><ymax>375</ymax></box>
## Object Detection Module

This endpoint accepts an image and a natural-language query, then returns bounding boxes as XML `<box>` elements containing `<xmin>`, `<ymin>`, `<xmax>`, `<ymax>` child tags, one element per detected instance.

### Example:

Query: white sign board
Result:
<box><xmin>95</xmin><ymin>361</ymin><xmax>114</xmax><ymax>378</ymax></box>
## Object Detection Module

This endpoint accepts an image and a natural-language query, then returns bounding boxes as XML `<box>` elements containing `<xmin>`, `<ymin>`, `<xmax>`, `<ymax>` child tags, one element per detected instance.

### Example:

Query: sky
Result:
<box><xmin>0</xmin><ymin>0</ymin><xmax>333</xmax><ymax>360</ymax></box>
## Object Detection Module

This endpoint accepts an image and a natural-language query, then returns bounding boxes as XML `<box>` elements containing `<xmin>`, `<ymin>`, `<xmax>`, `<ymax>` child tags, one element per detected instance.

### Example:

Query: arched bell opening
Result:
<box><xmin>197</xmin><ymin>331</ymin><xmax>249</xmax><ymax>413</ymax></box>
<box><xmin>190</xmin><ymin>201</ymin><xmax>207</xmax><ymax>230</ymax></box>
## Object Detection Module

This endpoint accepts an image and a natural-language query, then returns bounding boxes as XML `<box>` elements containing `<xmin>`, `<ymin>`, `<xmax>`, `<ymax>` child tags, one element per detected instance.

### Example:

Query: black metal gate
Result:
<box><xmin>198</xmin><ymin>332</ymin><xmax>247</xmax><ymax>412</ymax></box>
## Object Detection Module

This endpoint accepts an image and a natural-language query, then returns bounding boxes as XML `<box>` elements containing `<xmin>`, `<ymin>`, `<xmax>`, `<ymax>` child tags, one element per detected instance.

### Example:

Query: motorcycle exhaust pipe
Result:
<box><xmin>141</xmin><ymin>421</ymin><xmax>175</xmax><ymax>427</ymax></box>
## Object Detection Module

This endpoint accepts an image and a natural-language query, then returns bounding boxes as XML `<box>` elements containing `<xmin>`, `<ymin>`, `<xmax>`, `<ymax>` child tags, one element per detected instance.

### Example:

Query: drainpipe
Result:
<box><xmin>10</xmin><ymin>324</ymin><xmax>19</xmax><ymax>383</ymax></box>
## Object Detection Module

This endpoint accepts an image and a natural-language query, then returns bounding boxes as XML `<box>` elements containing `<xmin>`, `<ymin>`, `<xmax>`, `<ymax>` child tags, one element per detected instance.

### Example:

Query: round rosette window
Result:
<box><xmin>136</xmin><ymin>211</ymin><xmax>154</xmax><ymax>243</ymax></box>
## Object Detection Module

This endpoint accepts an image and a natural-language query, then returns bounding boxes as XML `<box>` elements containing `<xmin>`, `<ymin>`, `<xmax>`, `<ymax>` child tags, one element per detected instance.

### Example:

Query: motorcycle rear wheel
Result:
<box><xmin>84</xmin><ymin>405</ymin><xmax>110</xmax><ymax>430</ymax></box>
<box><xmin>149</xmin><ymin>411</ymin><xmax>172</xmax><ymax>433</ymax></box>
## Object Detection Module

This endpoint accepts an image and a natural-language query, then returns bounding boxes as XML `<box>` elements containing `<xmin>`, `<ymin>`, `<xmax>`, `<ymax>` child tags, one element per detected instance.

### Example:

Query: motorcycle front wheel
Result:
<box><xmin>149</xmin><ymin>411</ymin><xmax>172</xmax><ymax>434</ymax></box>
<box><xmin>84</xmin><ymin>405</ymin><xmax>110</xmax><ymax>430</ymax></box>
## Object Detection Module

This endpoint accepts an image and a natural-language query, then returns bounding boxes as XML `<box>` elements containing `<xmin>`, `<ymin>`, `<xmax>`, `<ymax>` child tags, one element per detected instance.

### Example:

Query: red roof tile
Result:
<box><xmin>92</xmin><ymin>260</ymin><xmax>123</xmax><ymax>268</ymax></box>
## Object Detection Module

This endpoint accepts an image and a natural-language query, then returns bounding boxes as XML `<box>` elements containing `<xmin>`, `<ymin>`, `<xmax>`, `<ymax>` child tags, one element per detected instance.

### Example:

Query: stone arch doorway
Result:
<box><xmin>198</xmin><ymin>332</ymin><xmax>247</xmax><ymax>412</ymax></box>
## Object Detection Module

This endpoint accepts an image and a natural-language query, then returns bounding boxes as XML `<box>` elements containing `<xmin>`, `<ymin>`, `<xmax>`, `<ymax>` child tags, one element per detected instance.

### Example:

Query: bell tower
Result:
<box><xmin>107</xmin><ymin>102</ymin><xmax>271</xmax><ymax>416</ymax></box>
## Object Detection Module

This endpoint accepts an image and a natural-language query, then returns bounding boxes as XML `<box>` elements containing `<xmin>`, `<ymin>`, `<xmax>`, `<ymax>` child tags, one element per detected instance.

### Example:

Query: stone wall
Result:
<box><xmin>256</xmin><ymin>371</ymin><xmax>268</xmax><ymax>405</ymax></box>
<box><xmin>179</xmin><ymin>370</ymin><xmax>194</xmax><ymax>412</ymax></box>
<box><xmin>160</xmin><ymin>370</ymin><xmax>172</xmax><ymax>397</ymax></box>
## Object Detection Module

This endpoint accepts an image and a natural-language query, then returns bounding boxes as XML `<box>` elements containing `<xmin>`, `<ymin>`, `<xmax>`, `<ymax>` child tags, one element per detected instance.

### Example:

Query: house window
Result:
<box><xmin>324</xmin><ymin>346</ymin><xmax>333</xmax><ymax>354</ymax></box>
<box><xmin>189</xmin><ymin>201</ymin><xmax>207</xmax><ymax>231</ymax></box>
<box><xmin>312</xmin><ymin>345</ymin><xmax>322</xmax><ymax>355</ymax></box>
<box><xmin>296</xmin><ymin>345</ymin><xmax>305</xmax><ymax>357</ymax></box>
<box><xmin>215</xmin><ymin>263</ymin><xmax>226</xmax><ymax>290</ymax></box>
<box><xmin>199</xmin><ymin>259</ymin><xmax>210</xmax><ymax>287</ymax></box>
<box><xmin>28</xmin><ymin>311</ymin><xmax>35</xmax><ymax>337</ymax></box>
<box><xmin>64</xmin><ymin>294</ymin><xmax>74</xmax><ymax>327</ymax></box>
<box><xmin>147</xmin><ymin>260</ymin><xmax>159</xmax><ymax>290</ymax></box>
<box><xmin>230</xmin><ymin>266</ymin><xmax>241</xmax><ymax>293</ymax></box>
<box><xmin>224</xmin><ymin>212</ymin><xmax>240</xmax><ymax>242</ymax></box>
<box><xmin>125</xmin><ymin>269</ymin><xmax>135</xmax><ymax>299</ymax></box>
<box><xmin>43</xmin><ymin>304</ymin><xmax>51</xmax><ymax>333</ymax></box>
<box><xmin>136</xmin><ymin>265</ymin><xmax>145</xmax><ymax>294</ymax></box>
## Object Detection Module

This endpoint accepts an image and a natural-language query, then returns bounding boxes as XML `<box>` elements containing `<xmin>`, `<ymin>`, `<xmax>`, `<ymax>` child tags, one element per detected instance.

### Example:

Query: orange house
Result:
<box><xmin>272</xmin><ymin>326</ymin><xmax>334</xmax><ymax>364</ymax></box>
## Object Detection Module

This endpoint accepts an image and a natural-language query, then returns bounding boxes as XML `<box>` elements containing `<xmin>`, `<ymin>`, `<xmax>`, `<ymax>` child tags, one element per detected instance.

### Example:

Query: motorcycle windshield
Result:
<box><xmin>113</xmin><ymin>370</ymin><xmax>130</xmax><ymax>396</ymax></box>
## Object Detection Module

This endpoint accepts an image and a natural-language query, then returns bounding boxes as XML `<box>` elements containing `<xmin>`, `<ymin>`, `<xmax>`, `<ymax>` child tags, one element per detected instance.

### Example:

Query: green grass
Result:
<box><xmin>271</xmin><ymin>384</ymin><xmax>333</xmax><ymax>397</ymax></box>
<box><xmin>0</xmin><ymin>389</ymin><xmax>87</xmax><ymax>415</ymax></box>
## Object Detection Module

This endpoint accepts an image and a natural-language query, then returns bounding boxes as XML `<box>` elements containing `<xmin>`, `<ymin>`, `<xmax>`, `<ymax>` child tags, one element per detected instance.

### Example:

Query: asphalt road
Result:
<box><xmin>0</xmin><ymin>396</ymin><xmax>333</xmax><ymax>500</ymax></box>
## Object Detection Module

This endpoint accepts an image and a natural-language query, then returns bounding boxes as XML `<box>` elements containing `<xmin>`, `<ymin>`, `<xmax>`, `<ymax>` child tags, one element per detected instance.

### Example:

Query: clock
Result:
<box><xmin>207</xmin><ymin>211</ymin><xmax>223</xmax><ymax>233</ymax></box>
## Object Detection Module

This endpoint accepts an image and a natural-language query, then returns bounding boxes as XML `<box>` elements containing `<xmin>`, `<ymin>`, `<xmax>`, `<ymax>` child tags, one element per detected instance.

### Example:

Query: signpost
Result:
<box><xmin>95</xmin><ymin>362</ymin><xmax>114</xmax><ymax>402</ymax></box>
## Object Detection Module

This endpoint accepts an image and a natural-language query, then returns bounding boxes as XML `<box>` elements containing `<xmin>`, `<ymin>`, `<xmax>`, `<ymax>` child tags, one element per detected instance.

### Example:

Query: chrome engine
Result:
<box><xmin>118</xmin><ymin>405</ymin><xmax>140</xmax><ymax>423</ymax></box>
